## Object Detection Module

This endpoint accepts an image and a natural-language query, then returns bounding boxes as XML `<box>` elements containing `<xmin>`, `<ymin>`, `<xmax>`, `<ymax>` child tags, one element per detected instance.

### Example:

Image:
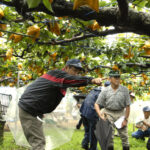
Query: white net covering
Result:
<box><xmin>5</xmin><ymin>86</ymin><xmax>80</xmax><ymax>150</ymax></box>
<box><xmin>129</xmin><ymin>100</ymin><xmax>150</xmax><ymax>124</ymax></box>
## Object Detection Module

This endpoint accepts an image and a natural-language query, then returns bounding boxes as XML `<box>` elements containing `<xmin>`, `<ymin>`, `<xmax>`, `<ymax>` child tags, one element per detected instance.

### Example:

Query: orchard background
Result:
<box><xmin>0</xmin><ymin>0</ymin><xmax>150</xmax><ymax>97</ymax></box>
<box><xmin>0</xmin><ymin>0</ymin><xmax>150</xmax><ymax>149</ymax></box>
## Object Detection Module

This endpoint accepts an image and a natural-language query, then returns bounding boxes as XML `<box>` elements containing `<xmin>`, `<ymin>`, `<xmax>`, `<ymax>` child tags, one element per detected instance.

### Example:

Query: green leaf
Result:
<box><xmin>43</xmin><ymin>0</ymin><xmax>53</xmax><ymax>12</ymax></box>
<box><xmin>146</xmin><ymin>1</ymin><xmax>150</xmax><ymax>7</ymax></box>
<box><xmin>99</xmin><ymin>1</ymin><xmax>107</xmax><ymax>7</ymax></box>
<box><xmin>138</xmin><ymin>1</ymin><xmax>147</xmax><ymax>7</ymax></box>
<box><xmin>78</xmin><ymin>20</ymin><xmax>94</xmax><ymax>26</ymax></box>
<box><xmin>26</xmin><ymin>0</ymin><xmax>41</xmax><ymax>8</ymax></box>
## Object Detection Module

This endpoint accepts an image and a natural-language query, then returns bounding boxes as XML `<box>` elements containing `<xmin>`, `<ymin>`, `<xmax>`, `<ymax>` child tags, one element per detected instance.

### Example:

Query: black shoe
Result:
<box><xmin>139</xmin><ymin>137</ymin><xmax>145</xmax><ymax>141</ymax></box>
<box><xmin>123</xmin><ymin>146</ymin><xmax>130</xmax><ymax>150</ymax></box>
<box><xmin>107</xmin><ymin>146</ymin><xmax>114</xmax><ymax>150</ymax></box>
<box><xmin>76</xmin><ymin>125</ymin><xmax>80</xmax><ymax>129</ymax></box>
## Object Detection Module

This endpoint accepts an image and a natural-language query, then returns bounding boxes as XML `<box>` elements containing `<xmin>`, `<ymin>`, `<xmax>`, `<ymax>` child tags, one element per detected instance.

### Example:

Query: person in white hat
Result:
<box><xmin>129</xmin><ymin>92</ymin><xmax>135</xmax><ymax>103</ymax></box>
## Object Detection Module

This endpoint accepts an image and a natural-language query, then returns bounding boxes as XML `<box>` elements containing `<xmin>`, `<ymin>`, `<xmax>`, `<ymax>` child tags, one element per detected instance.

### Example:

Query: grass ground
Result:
<box><xmin>0</xmin><ymin>124</ymin><xmax>148</xmax><ymax>150</ymax></box>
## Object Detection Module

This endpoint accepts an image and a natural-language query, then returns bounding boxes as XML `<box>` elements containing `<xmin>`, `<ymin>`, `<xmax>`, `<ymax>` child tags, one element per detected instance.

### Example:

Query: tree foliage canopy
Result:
<box><xmin>0</xmin><ymin>0</ymin><xmax>150</xmax><ymax>96</ymax></box>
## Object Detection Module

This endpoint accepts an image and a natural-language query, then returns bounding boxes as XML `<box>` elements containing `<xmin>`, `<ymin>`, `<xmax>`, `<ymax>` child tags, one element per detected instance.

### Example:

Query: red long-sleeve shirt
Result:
<box><xmin>18</xmin><ymin>69</ymin><xmax>93</xmax><ymax>117</ymax></box>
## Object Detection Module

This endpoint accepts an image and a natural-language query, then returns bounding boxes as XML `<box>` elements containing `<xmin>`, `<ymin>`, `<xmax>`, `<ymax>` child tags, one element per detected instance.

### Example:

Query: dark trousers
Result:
<box><xmin>147</xmin><ymin>138</ymin><xmax>150</xmax><ymax>150</ymax></box>
<box><xmin>76</xmin><ymin>117</ymin><xmax>83</xmax><ymax>129</ymax></box>
<box><xmin>0</xmin><ymin>120</ymin><xmax>5</xmax><ymax>145</ymax></box>
<box><xmin>82</xmin><ymin>116</ymin><xmax>98</xmax><ymax>150</ymax></box>
<box><xmin>132</xmin><ymin>128</ymin><xmax>150</xmax><ymax>139</ymax></box>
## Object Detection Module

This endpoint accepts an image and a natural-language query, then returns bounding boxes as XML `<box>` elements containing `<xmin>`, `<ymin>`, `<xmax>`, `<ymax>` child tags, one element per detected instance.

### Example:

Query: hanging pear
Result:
<box><xmin>73</xmin><ymin>0</ymin><xmax>99</xmax><ymax>12</ymax></box>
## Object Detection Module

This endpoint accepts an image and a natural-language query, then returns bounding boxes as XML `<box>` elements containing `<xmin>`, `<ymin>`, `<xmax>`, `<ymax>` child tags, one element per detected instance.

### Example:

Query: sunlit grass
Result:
<box><xmin>0</xmin><ymin>123</ymin><xmax>148</xmax><ymax>150</ymax></box>
<box><xmin>54</xmin><ymin>124</ymin><xmax>148</xmax><ymax>150</ymax></box>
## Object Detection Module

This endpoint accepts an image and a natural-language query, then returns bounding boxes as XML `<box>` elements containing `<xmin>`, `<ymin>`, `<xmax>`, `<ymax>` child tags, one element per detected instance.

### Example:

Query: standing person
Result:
<box><xmin>129</xmin><ymin>92</ymin><xmax>135</xmax><ymax>103</ymax></box>
<box><xmin>80</xmin><ymin>87</ymin><xmax>101</xmax><ymax>150</ymax></box>
<box><xmin>73</xmin><ymin>93</ymin><xmax>86</xmax><ymax>129</ymax></box>
<box><xmin>80</xmin><ymin>81</ymin><xmax>110</xmax><ymax>150</ymax></box>
<box><xmin>18</xmin><ymin>59</ymin><xmax>102</xmax><ymax>150</ymax></box>
<box><xmin>95</xmin><ymin>70</ymin><xmax>131</xmax><ymax>150</ymax></box>
<box><xmin>128</xmin><ymin>91</ymin><xmax>136</xmax><ymax>131</ymax></box>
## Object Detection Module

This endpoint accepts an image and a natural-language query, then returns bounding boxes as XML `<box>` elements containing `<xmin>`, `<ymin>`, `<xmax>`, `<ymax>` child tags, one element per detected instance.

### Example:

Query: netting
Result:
<box><xmin>5</xmin><ymin>86</ymin><xmax>80</xmax><ymax>150</ymax></box>
<box><xmin>0</xmin><ymin>93</ymin><xmax>12</xmax><ymax>119</ymax></box>
<box><xmin>129</xmin><ymin>100</ymin><xmax>150</xmax><ymax>124</ymax></box>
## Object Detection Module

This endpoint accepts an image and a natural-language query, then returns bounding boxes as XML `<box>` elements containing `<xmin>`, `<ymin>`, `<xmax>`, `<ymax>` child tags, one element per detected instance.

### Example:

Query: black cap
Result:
<box><xmin>66</xmin><ymin>59</ymin><xmax>83</xmax><ymax>70</ymax></box>
<box><xmin>109</xmin><ymin>70</ymin><xmax>120</xmax><ymax>77</ymax></box>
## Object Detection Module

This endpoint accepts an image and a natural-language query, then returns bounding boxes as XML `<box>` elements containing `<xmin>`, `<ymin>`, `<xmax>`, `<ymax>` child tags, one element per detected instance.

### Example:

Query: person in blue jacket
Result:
<box><xmin>80</xmin><ymin>81</ymin><xmax>110</xmax><ymax>150</ymax></box>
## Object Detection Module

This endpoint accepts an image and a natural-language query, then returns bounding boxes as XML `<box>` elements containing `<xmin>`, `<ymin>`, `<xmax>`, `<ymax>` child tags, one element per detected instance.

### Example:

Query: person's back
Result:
<box><xmin>19</xmin><ymin>69</ymin><xmax>68</xmax><ymax>116</ymax></box>
<box><xmin>80</xmin><ymin>87</ymin><xmax>102</xmax><ymax>150</ymax></box>
<box><xmin>80</xmin><ymin>87</ymin><xmax>101</xmax><ymax>120</ymax></box>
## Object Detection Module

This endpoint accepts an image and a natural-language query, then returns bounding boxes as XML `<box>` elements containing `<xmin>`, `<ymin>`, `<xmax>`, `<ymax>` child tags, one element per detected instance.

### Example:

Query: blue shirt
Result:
<box><xmin>80</xmin><ymin>87</ymin><xmax>101</xmax><ymax>120</ymax></box>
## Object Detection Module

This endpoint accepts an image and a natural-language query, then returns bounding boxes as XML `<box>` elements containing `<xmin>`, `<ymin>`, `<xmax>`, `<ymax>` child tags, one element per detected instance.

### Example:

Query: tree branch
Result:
<box><xmin>0</xmin><ymin>29</ymin><xmax>33</xmax><ymax>37</ymax></box>
<box><xmin>117</xmin><ymin>0</ymin><xmax>129</xmax><ymax>24</ymax></box>
<box><xmin>87</xmin><ymin>63</ymin><xmax>150</xmax><ymax>74</ymax></box>
<box><xmin>139</xmin><ymin>56</ymin><xmax>150</xmax><ymax>58</ymax></box>
<box><xmin>119</xmin><ymin>63</ymin><xmax>150</xmax><ymax>68</ymax></box>
<box><xmin>51</xmin><ymin>1</ymin><xmax>150</xmax><ymax>36</ymax></box>
<box><xmin>88</xmin><ymin>65</ymin><xmax>112</xmax><ymax>71</ymax></box>
<box><xmin>86</xmin><ymin>63</ymin><xmax>150</xmax><ymax>73</ymax></box>
<box><xmin>0</xmin><ymin>0</ymin><xmax>15</xmax><ymax>7</ymax></box>
<box><xmin>1</xmin><ymin>0</ymin><xmax>150</xmax><ymax>36</ymax></box>
<box><xmin>13</xmin><ymin>44</ymin><xmax>33</xmax><ymax>58</ymax></box>
<box><xmin>0</xmin><ymin>77</ymin><xmax>12</xmax><ymax>83</ymax></box>
<box><xmin>37</xmin><ymin>29</ymin><xmax>128</xmax><ymax>45</ymax></box>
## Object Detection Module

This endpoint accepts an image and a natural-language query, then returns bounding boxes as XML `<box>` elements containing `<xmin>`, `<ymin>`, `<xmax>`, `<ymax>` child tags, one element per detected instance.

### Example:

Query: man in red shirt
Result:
<box><xmin>18</xmin><ymin>59</ymin><xmax>102</xmax><ymax>150</ymax></box>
